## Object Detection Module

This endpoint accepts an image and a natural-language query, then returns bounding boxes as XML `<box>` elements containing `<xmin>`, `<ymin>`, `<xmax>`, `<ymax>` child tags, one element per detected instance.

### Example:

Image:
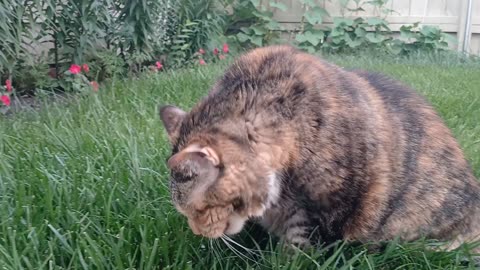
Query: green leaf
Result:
<box><xmin>252</xmin><ymin>10</ymin><xmax>274</xmax><ymax>21</ymax></box>
<box><xmin>305</xmin><ymin>7</ymin><xmax>329</xmax><ymax>25</ymax></box>
<box><xmin>400</xmin><ymin>25</ymin><xmax>417</xmax><ymax>39</ymax></box>
<box><xmin>250</xmin><ymin>0</ymin><xmax>260</xmax><ymax>7</ymax></box>
<box><xmin>333</xmin><ymin>18</ymin><xmax>354</xmax><ymax>27</ymax></box>
<box><xmin>365</xmin><ymin>32</ymin><xmax>387</xmax><ymax>43</ymax></box>
<box><xmin>240</xmin><ymin>27</ymin><xmax>253</xmax><ymax>34</ymax></box>
<box><xmin>251</xmin><ymin>25</ymin><xmax>266</xmax><ymax>35</ymax></box>
<box><xmin>270</xmin><ymin>2</ymin><xmax>288</xmax><ymax>11</ymax></box>
<box><xmin>354</xmin><ymin>27</ymin><xmax>367</xmax><ymax>37</ymax></box>
<box><xmin>295</xmin><ymin>30</ymin><xmax>324</xmax><ymax>46</ymax></box>
<box><xmin>347</xmin><ymin>38</ymin><xmax>363</xmax><ymax>48</ymax></box>
<box><xmin>420</xmin><ymin>25</ymin><xmax>440</xmax><ymax>37</ymax></box>
<box><xmin>251</xmin><ymin>36</ymin><xmax>263</xmax><ymax>46</ymax></box>
<box><xmin>236</xmin><ymin>32</ymin><xmax>251</xmax><ymax>42</ymax></box>
<box><xmin>330</xmin><ymin>27</ymin><xmax>346</xmax><ymax>37</ymax></box>
<box><xmin>367</xmin><ymin>17</ymin><xmax>387</xmax><ymax>26</ymax></box>
<box><xmin>266</xmin><ymin>20</ymin><xmax>282</xmax><ymax>30</ymax></box>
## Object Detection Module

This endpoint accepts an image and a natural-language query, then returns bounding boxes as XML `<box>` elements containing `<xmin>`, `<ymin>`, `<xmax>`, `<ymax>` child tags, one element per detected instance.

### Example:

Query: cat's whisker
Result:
<box><xmin>220</xmin><ymin>236</ymin><xmax>251</xmax><ymax>264</ymax></box>
<box><xmin>222</xmin><ymin>234</ymin><xmax>260</xmax><ymax>255</ymax></box>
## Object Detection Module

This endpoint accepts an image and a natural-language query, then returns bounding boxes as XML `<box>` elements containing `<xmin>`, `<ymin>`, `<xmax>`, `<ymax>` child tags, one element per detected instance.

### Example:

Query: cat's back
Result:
<box><xmin>227</xmin><ymin>46</ymin><xmax>480</xmax><ymax>243</ymax></box>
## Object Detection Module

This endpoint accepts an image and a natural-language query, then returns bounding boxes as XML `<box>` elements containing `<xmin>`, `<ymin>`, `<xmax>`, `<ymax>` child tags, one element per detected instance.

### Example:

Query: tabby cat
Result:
<box><xmin>159</xmin><ymin>45</ymin><xmax>480</xmax><ymax>250</ymax></box>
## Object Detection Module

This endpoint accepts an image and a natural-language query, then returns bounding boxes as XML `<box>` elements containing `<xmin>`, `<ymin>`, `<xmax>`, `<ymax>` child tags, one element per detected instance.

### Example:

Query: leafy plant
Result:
<box><xmin>294</xmin><ymin>0</ymin><xmax>330</xmax><ymax>53</ymax></box>
<box><xmin>324</xmin><ymin>17</ymin><xmax>392</xmax><ymax>52</ymax></box>
<box><xmin>385</xmin><ymin>23</ymin><xmax>456</xmax><ymax>55</ymax></box>
<box><xmin>225</xmin><ymin>0</ymin><xmax>285</xmax><ymax>48</ymax></box>
<box><xmin>292</xmin><ymin>0</ymin><xmax>455</xmax><ymax>55</ymax></box>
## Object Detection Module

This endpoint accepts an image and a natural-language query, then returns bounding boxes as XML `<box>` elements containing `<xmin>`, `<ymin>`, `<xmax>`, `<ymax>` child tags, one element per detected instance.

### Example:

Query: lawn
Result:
<box><xmin>0</xmin><ymin>53</ymin><xmax>479</xmax><ymax>269</ymax></box>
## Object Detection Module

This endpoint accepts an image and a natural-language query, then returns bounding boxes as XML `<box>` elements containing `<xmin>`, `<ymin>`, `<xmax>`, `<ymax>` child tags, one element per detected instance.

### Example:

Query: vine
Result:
<box><xmin>227</xmin><ymin>0</ymin><xmax>456</xmax><ymax>55</ymax></box>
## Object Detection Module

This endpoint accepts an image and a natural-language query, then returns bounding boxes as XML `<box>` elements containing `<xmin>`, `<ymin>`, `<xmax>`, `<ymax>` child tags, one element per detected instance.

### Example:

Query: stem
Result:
<box><xmin>53</xmin><ymin>14</ymin><xmax>59</xmax><ymax>79</ymax></box>
<box><xmin>300</xmin><ymin>3</ymin><xmax>306</xmax><ymax>34</ymax></box>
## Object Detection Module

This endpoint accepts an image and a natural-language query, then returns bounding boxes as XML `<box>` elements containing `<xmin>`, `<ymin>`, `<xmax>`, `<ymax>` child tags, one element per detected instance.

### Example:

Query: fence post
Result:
<box><xmin>458</xmin><ymin>0</ymin><xmax>473</xmax><ymax>53</ymax></box>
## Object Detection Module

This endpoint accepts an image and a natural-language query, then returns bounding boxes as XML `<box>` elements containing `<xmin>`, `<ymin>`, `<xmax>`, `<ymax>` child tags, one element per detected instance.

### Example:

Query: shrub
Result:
<box><xmin>0</xmin><ymin>0</ymin><xmax>226</xmax><ymax>96</ymax></box>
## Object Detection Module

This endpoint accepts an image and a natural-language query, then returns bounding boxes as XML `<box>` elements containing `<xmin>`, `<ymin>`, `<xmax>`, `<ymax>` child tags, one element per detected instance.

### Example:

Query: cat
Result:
<box><xmin>159</xmin><ymin>45</ymin><xmax>480</xmax><ymax>251</ymax></box>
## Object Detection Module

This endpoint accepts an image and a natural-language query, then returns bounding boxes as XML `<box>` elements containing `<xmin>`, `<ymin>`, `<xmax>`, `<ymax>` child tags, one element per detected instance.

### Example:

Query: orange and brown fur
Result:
<box><xmin>159</xmin><ymin>45</ymin><xmax>480</xmax><ymax>250</ymax></box>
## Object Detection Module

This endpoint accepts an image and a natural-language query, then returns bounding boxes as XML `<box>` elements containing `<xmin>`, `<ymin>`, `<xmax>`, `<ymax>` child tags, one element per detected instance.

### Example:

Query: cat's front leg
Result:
<box><xmin>262</xmin><ymin>206</ymin><xmax>315</xmax><ymax>250</ymax></box>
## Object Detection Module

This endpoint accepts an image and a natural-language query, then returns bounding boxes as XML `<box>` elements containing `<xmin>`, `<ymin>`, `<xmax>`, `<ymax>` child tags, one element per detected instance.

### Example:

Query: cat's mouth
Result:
<box><xmin>186</xmin><ymin>210</ymin><xmax>248</xmax><ymax>239</ymax></box>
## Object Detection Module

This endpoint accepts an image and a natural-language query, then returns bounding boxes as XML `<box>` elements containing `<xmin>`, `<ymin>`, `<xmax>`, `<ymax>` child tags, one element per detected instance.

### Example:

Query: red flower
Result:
<box><xmin>82</xmin><ymin>64</ymin><xmax>89</xmax><ymax>73</ymax></box>
<box><xmin>219</xmin><ymin>54</ymin><xmax>226</xmax><ymax>60</ymax></box>
<box><xmin>69</xmin><ymin>64</ymin><xmax>81</xmax><ymax>74</ymax></box>
<box><xmin>5</xmin><ymin>79</ymin><xmax>12</xmax><ymax>92</ymax></box>
<box><xmin>0</xmin><ymin>95</ymin><xmax>10</xmax><ymax>106</ymax></box>
<box><xmin>198</xmin><ymin>48</ymin><xmax>205</xmax><ymax>54</ymax></box>
<box><xmin>199</xmin><ymin>59</ymin><xmax>206</xmax><ymax>65</ymax></box>
<box><xmin>156</xmin><ymin>61</ymin><xmax>163</xmax><ymax>70</ymax></box>
<box><xmin>223</xmin><ymin>43</ymin><xmax>229</xmax><ymax>54</ymax></box>
<box><xmin>213</xmin><ymin>48</ymin><xmax>219</xmax><ymax>55</ymax></box>
<box><xmin>91</xmin><ymin>81</ymin><xmax>99</xmax><ymax>92</ymax></box>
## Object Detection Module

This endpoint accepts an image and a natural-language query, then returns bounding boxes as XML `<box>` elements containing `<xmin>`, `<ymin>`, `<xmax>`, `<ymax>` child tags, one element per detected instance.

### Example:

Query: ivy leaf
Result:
<box><xmin>354</xmin><ymin>27</ymin><xmax>367</xmax><ymax>37</ymax></box>
<box><xmin>367</xmin><ymin>17</ymin><xmax>387</xmax><ymax>26</ymax></box>
<box><xmin>295</xmin><ymin>33</ymin><xmax>308</xmax><ymax>43</ymax></box>
<box><xmin>269</xmin><ymin>2</ymin><xmax>288</xmax><ymax>11</ymax></box>
<box><xmin>252</xmin><ymin>10</ymin><xmax>274</xmax><ymax>21</ymax></box>
<box><xmin>334</xmin><ymin>18</ymin><xmax>354</xmax><ymax>27</ymax></box>
<box><xmin>240</xmin><ymin>27</ymin><xmax>253</xmax><ymax>34</ymax></box>
<box><xmin>306</xmin><ymin>46</ymin><xmax>316</xmax><ymax>53</ymax></box>
<box><xmin>330</xmin><ymin>27</ymin><xmax>346</xmax><ymax>37</ymax></box>
<box><xmin>365</xmin><ymin>33</ymin><xmax>387</xmax><ymax>43</ymax></box>
<box><xmin>420</xmin><ymin>25</ymin><xmax>439</xmax><ymax>37</ymax></box>
<box><xmin>296</xmin><ymin>30</ymin><xmax>324</xmax><ymax>46</ymax></box>
<box><xmin>400</xmin><ymin>25</ymin><xmax>417</xmax><ymax>39</ymax></box>
<box><xmin>305</xmin><ymin>7</ymin><xmax>329</xmax><ymax>25</ymax></box>
<box><xmin>236</xmin><ymin>32</ymin><xmax>251</xmax><ymax>42</ymax></box>
<box><xmin>250</xmin><ymin>0</ymin><xmax>260</xmax><ymax>7</ymax></box>
<box><xmin>251</xmin><ymin>25</ymin><xmax>266</xmax><ymax>35</ymax></box>
<box><xmin>386</xmin><ymin>40</ymin><xmax>404</xmax><ymax>55</ymax></box>
<box><xmin>266</xmin><ymin>20</ymin><xmax>282</xmax><ymax>30</ymax></box>
<box><xmin>347</xmin><ymin>37</ymin><xmax>363</xmax><ymax>48</ymax></box>
<box><xmin>251</xmin><ymin>36</ymin><xmax>263</xmax><ymax>46</ymax></box>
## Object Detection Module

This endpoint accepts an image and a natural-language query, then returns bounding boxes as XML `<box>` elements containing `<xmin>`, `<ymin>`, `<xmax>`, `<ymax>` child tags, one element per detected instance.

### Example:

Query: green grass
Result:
<box><xmin>0</xmin><ymin>53</ymin><xmax>479</xmax><ymax>269</ymax></box>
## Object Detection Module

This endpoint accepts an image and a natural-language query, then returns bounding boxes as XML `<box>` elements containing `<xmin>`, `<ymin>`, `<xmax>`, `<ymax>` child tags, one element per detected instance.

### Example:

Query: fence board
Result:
<box><xmin>271</xmin><ymin>0</ymin><xmax>480</xmax><ymax>54</ymax></box>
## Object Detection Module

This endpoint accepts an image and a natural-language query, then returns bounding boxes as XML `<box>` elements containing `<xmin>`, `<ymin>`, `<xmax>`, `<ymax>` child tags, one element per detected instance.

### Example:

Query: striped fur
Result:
<box><xmin>159</xmin><ymin>45</ymin><xmax>480</xmax><ymax>249</ymax></box>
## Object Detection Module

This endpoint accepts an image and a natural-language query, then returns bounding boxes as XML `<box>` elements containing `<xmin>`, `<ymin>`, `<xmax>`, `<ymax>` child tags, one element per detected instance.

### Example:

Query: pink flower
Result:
<box><xmin>213</xmin><ymin>48</ymin><xmax>219</xmax><ymax>55</ymax></box>
<box><xmin>82</xmin><ymin>64</ymin><xmax>89</xmax><ymax>73</ymax></box>
<box><xmin>156</xmin><ymin>61</ymin><xmax>163</xmax><ymax>70</ymax></box>
<box><xmin>91</xmin><ymin>81</ymin><xmax>99</xmax><ymax>92</ymax></box>
<box><xmin>219</xmin><ymin>54</ymin><xmax>226</xmax><ymax>60</ymax></box>
<box><xmin>223</xmin><ymin>43</ymin><xmax>229</xmax><ymax>54</ymax></box>
<box><xmin>69</xmin><ymin>64</ymin><xmax>81</xmax><ymax>74</ymax></box>
<box><xmin>198</xmin><ymin>48</ymin><xmax>205</xmax><ymax>54</ymax></box>
<box><xmin>1</xmin><ymin>95</ymin><xmax>10</xmax><ymax>106</ymax></box>
<box><xmin>5</xmin><ymin>79</ymin><xmax>12</xmax><ymax>92</ymax></box>
<box><xmin>199</xmin><ymin>59</ymin><xmax>206</xmax><ymax>65</ymax></box>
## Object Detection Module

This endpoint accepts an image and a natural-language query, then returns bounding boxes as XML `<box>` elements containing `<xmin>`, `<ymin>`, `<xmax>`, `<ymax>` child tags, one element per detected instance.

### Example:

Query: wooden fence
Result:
<box><xmin>270</xmin><ymin>0</ymin><xmax>480</xmax><ymax>54</ymax></box>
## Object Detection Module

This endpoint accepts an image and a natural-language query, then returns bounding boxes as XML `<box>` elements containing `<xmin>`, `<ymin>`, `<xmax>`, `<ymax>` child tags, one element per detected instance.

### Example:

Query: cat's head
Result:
<box><xmin>159</xmin><ymin>105</ymin><xmax>279</xmax><ymax>238</ymax></box>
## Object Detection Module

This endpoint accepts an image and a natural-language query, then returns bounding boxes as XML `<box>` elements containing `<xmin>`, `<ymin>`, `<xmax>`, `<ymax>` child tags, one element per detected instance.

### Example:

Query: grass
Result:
<box><xmin>0</xmin><ymin>53</ymin><xmax>479</xmax><ymax>269</ymax></box>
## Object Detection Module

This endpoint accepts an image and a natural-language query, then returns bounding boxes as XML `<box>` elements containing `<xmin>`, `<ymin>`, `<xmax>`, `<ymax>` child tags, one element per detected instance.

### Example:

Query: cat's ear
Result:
<box><xmin>159</xmin><ymin>105</ymin><xmax>186</xmax><ymax>143</ymax></box>
<box><xmin>167</xmin><ymin>144</ymin><xmax>220</xmax><ymax>170</ymax></box>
